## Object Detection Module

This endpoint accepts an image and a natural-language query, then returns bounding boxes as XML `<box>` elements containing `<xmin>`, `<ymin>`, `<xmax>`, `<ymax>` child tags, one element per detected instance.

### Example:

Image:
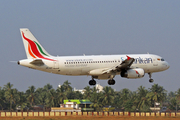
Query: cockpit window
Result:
<box><xmin>157</xmin><ymin>58</ymin><xmax>165</xmax><ymax>61</ymax></box>
<box><xmin>161</xmin><ymin>58</ymin><xmax>165</xmax><ymax>61</ymax></box>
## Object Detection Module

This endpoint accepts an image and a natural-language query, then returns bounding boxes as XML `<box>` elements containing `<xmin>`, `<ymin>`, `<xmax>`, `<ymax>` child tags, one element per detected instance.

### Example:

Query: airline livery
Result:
<box><xmin>18</xmin><ymin>28</ymin><xmax>170</xmax><ymax>85</ymax></box>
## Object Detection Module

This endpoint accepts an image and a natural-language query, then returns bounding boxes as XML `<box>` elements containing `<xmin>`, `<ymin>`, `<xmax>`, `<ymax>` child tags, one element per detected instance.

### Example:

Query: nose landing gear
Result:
<box><xmin>148</xmin><ymin>73</ymin><xmax>154</xmax><ymax>83</ymax></box>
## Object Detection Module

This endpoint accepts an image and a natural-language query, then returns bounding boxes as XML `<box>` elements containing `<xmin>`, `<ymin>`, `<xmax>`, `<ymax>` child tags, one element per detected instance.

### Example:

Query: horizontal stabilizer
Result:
<box><xmin>30</xmin><ymin>59</ymin><xmax>44</xmax><ymax>66</ymax></box>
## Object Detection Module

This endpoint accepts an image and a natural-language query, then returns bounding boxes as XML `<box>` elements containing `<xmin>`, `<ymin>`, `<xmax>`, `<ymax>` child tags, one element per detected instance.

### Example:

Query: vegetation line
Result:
<box><xmin>0</xmin><ymin>81</ymin><xmax>179</xmax><ymax>112</ymax></box>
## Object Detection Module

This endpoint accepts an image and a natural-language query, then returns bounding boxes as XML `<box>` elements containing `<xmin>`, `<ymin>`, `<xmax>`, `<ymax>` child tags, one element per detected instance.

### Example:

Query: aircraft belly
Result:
<box><xmin>60</xmin><ymin>69</ymin><xmax>81</xmax><ymax>75</ymax></box>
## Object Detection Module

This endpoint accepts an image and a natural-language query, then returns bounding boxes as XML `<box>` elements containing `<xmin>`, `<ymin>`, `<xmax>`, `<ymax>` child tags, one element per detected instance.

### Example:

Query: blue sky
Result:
<box><xmin>0</xmin><ymin>0</ymin><xmax>179</xmax><ymax>92</ymax></box>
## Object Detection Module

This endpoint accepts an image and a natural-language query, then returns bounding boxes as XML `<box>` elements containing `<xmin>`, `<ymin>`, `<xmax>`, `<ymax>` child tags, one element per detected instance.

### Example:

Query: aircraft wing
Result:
<box><xmin>102</xmin><ymin>56</ymin><xmax>135</xmax><ymax>74</ymax></box>
<box><xmin>30</xmin><ymin>59</ymin><xmax>44</xmax><ymax>66</ymax></box>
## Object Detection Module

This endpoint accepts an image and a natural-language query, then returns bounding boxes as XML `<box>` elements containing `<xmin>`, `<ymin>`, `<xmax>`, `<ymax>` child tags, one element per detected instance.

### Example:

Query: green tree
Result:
<box><xmin>124</xmin><ymin>99</ymin><xmax>136</xmax><ymax>112</ymax></box>
<box><xmin>56</xmin><ymin>87</ymin><xmax>67</xmax><ymax>105</ymax></box>
<box><xmin>89</xmin><ymin>87</ymin><xmax>103</xmax><ymax>111</ymax></box>
<box><xmin>119</xmin><ymin>88</ymin><xmax>131</xmax><ymax>108</ymax></box>
<box><xmin>168</xmin><ymin>97</ymin><xmax>178</xmax><ymax>110</ymax></box>
<box><xmin>147</xmin><ymin>84</ymin><xmax>167</xmax><ymax>107</ymax></box>
<box><xmin>45</xmin><ymin>89</ymin><xmax>56</xmax><ymax>107</ymax></box>
<box><xmin>112</xmin><ymin>91</ymin><xmax>122</xmax><ymax>109</ymax></box>
<box><xmin>83</xmin><ymin>86</ymin><xmax>92</xmax><ymax>100</ymax></box>
<box><xmin>43</xmin><ymin>83</ymin><xmax>53</xmax><ymax>92</ymax></box>
<box><xmin>26</xmin><ymin>85</ymin><xmax>36</xmax><ymax>107</ymax></box>
<box><xmin>100</xmin><ymin>86</ymin><xmax>115</xmax><ymax>106</ymax></box>
<box><xmin>70</xmin><ymin>91</ymin><xmax>83</xmax><ymax>99</ymax></box>
<box><xmin>16</xmin><ymin>92</ymin><xmax>27</xmax><ymax>111</ymax></box>
<box><xmin>61</xmin><ymin>80</ymin><xmax>73</xmax><ymax>98</ymax></box>
<box><xmin>176</xmin><ymin>89</ymin><xmax>180</xmax><ymax>106</ymax></box>
<box><xmin>136</xmin><ymin>86</ymin><xmax>151</xmax><ymax>111</ymax></box>
<box><xmin>0</xmin><ymin>87</ymin><xmax>6</xmax><ymax>110</ymax></box>
<box><xmin>4</xmin><ymin>82</ymin><xmax>19</xmax><ymax>111</ymax></box>
<box><xmin>61</xmin><ymin>80</ymin><xmax>72</xmax><ymax>92</ymax></box>
<box><xmin>35</xmin><ymin>88</ymin><xmax>45</xmax><ymax>105</ymax></box>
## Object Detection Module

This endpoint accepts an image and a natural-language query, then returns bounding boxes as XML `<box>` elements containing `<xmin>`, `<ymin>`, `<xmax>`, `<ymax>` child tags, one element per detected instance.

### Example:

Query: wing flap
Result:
<box><xmin>115</xmin><ymin>58</ymin><xmax>135</xmax><ymax>70</ymax></box>
<box><xmin>102</xmin><ymin>56</ymin><xmax>135</xmax><ymax>74</ymax></box>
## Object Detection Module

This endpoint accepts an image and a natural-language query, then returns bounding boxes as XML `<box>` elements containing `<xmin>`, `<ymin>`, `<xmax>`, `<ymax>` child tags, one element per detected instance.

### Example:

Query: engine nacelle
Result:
<box><xmin>121</xmin><ymin>68</ymin><xmax>145</xmax><ymax>79</ymax></box>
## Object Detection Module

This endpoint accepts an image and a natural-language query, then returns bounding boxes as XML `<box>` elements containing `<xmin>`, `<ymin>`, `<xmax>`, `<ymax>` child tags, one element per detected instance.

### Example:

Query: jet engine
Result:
<box><xmin>121</xmin><ymin>68</ymin><xmax>145</xmax><ymax>79</ymax></box>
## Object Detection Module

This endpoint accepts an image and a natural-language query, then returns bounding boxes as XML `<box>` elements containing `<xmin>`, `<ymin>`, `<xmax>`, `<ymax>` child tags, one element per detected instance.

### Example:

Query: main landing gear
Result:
<box><xmin>89</xmin><ymin>78</ymin><xmax>96</xmax><ymax>86</ymax></box>
<box><xmin>88</xmin><ymin>77</ymin><xmax>116</xmax><ymax>86</ymax></box>
<box><xmin>148</xmin><ymin>73</ymin><xmax>154</xmax><ymax>83</ymax></box>
<box><xmin>108</xmin><ymin>79</ymin><xmax>115</xmax><ymax>85</ymax></box>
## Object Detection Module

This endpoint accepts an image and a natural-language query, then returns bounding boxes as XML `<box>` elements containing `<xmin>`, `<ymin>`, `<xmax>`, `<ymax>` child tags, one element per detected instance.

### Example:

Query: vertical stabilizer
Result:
<box><xmin>20</xmin><ymin>28</ymin><xmax>54</xmax><ymax>60</ymax></box>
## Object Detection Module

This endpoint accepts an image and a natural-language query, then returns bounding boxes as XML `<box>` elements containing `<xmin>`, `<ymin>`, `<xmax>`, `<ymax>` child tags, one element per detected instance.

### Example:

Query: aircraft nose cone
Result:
<box><xmin>165</xmin><ymin>61</ymin><xmax>170</xmax><ymax>69</ymax></box>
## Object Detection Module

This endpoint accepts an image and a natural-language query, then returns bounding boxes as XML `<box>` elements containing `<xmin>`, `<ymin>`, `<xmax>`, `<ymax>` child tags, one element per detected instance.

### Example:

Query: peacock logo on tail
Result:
<box><xmin>22</xmin><ymin>32</ymin><xmax>55</xmax><ymax>61</ymax></box>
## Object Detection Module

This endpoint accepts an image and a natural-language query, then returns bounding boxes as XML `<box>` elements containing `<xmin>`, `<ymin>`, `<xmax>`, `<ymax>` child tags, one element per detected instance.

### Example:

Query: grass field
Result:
<box><xmin>0</xmin><ymin>116</ymin><xmax>180</xmax><ymax>120</ymax></box>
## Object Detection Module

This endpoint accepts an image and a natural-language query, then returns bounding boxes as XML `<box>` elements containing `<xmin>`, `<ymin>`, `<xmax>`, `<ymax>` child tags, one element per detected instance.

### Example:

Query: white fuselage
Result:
<box><xmin>18</xmin><ymin>28</ymin><xmax>170</xmax><ymax>85</ymax></box>
<box><xmin>19</xmin><ymin>54</ymin><xmax>169</xmax><ymax>80</ymax></box>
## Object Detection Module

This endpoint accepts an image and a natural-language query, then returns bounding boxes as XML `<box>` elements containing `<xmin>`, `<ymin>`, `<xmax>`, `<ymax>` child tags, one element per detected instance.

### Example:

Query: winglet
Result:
<box><xmin>126</xmin><ymin>55</ymin><xmax>131</xmax><ymax>60</ymax></box>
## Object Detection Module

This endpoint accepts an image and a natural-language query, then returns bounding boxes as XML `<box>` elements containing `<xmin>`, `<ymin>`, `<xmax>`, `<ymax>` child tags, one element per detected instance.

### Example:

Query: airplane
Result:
<box><xmin>18</xmin><ymin>28</ymin><xmax>170</xmax><ymax>85</ymax></box>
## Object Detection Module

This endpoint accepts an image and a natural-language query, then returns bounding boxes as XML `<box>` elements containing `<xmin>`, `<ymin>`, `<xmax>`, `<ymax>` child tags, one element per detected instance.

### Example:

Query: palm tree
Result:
<box><xmin>174</xmin><ymin>88</ymin><xmax>180</xmax><ymax>111</ymax></box>
<box><xmin>56</xmin><ymin>87</ymin><xmax>67</xmax><ymax>105</ymax></box>
<box><xmin>4</xmin><ymin>88</ymin><xmax>19</xmax><ymax>111</ymax></box>
<box><xmin>45</xmin><ymin>89</ymin><xmax>56</xmax><ymax>107</ymax></box>
<box><xmin>4</xmin><ymin>82</ymin><xmax>18</xmax><ymax>111</ymax></box>
<box><xmin>43</xmin><ymin>83</ymin><xmax>53</xmax><ymax>92</ymax></box>
<box><xmin>61</xmin><ymin>80</ymin><xmax>73</xmax><ymax>99</ymax></box>
<box><xmin>35</xmin><ymin>88</ymin><xmax>45</xmax><ymax>105</ymax></box>
<box><xmin>70</xmin><ymin>91</ymin><xmax>83</xmax><ymax>99</ymax></box>
<box><xmin>89</xmin><ymin>87</ymin><xmax>103</xmax><ymax>111</ymax></box>
<box><xmin>167</xmin><ymin>91</ymin><xmax>175</xmax><ymax>101</ymax></box>
<box><xmin>83</xmin><ymin>86</ymin><xmax>92</xmax><ymax>99</ymax></box>
<box><xmin>16</xmin><ymin>92</ymin><xmax>27</xmax><ymax>111</ymax></box>
<box><xmin>176</xmin><ymin>88</ymin><xmax>180</xmax><ymax>103</ymax></box>
<box><xmin>61</xmin><ymin>80</ymin><xmax>72</xmax><ymax>92</ymax></box>
<box><xmin>112</xmin><ymin>91</ymin><xmax>122</xmax><ymax>109</ymax></box>
<box><xmin>136</xmin><ymin>86</ymin><xmax>150</xmax><ymax>110</ymax></box>
<box><xmin>0</xmin><ymin>87</ymin><xmax>5</xmax><ymax>110</ymax></box>
<box><xmin>100</xmin><ymin>86</ymin><xmax>115</xmax><ymax>106</ymax></box>
<box><xmin>26</xmin><ymin>85</ymin><xmax>36</xmax><ymax>107</ymax></box>
<box><xmin>119</xmin><ymin>88</ymin><xmax>131</xmax><ymax>107</ymax></box>
<box><xmin>147</xmin><ymin>84</ymin><xmax>167</xmax><ymax>108</ymax></box>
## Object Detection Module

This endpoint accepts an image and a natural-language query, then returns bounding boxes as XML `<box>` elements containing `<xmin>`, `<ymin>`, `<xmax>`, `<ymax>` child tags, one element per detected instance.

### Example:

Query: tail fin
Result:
<box><xmin>20</xmin><ymin>28</ymin><xmax>54</xmax><ymax>60</ymax></box>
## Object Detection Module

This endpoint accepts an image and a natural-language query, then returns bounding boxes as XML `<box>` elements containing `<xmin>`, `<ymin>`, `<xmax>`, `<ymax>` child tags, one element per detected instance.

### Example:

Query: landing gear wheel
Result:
<box><xmin>148</xmin><ymin>73</ymin><xmax>154</xmax><ymax>83</ymax></box>
<box><xmin>89</xmin><ymin>80</ymin><xmax>96</xmax><ymax>85</ymax></box>
<box><xmin>92</xmin><ymin>80</ymin><xmax>96</xmax><ymax>85</ymax></box>
<box><xmin>108</xmin><ymin>79</ymin><xmax>116</xmax><ymax>85</ymax></box>
<box><xmin>149</xmin><ymin>79</ymin><xmax>154</xmax><ymax>83</ymax></box>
